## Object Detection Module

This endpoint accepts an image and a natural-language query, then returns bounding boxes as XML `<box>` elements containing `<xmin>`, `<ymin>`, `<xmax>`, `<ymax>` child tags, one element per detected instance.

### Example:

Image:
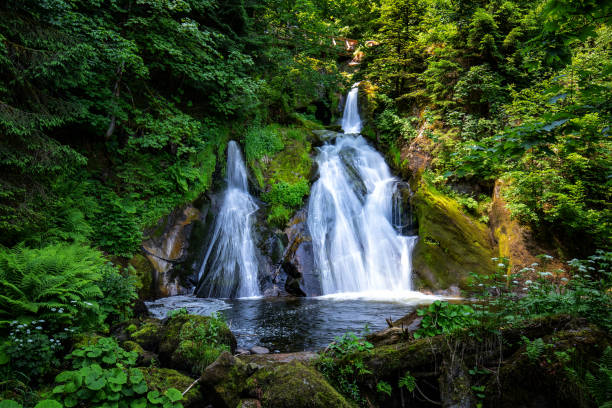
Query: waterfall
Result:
<box><xmin>308</xmin><ymin>84</ymin><xmax>418</xmax><ymax>295</ymax></box>
<box><xmin>341</xmin><ymin>83</ymin><xmax>362</xmax><ymax>134</ymax></box>
<box><xmin>196</xmin><ymin>141</ymin><xmax>260</xmax><ymax>298</ymax></box>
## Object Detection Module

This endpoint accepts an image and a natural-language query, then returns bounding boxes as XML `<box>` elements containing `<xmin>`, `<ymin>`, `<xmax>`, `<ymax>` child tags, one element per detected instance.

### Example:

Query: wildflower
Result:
<box><xmin>27</xmin><ymin>339</ymin><xmax>32</xmax><ymax>343</ymax></box>
<box><xmin>512</xmin><ymin>280</ymin><xmax>519</xmax><ymax>284</ymax></box>
<box><xmin>561</xmin><ymin>278</ymin><xmax>568</xmax><ymax>282</ymax></box>
<box><xmin>58</xmin><ymin>308</ymin><xmax>64</xmax><ymax>313</ymax></box>
<box><xmin>478</xmin><ymin>283</ymin><xmax>484</xmax><ymax>287</ymax></box>
<box><xmin>491</xmin><ymin>257</ymin><xmax>499</xmax><ymax>261</ymax></box>
<box><xmin>525</xmin><ymin>280</ymin><xmax>533</xmax><ymax>285</ymax></box>
<box><xmin>498</xmin><ymin>263</ymin><xmax>506</xmax><ymax>268</ymax></box>
<box><xmin>541</xmin><ymin>254</ymin><xmax>553</xmax><ymax>260</ymax></box>
<box><xmin>522</xmin><ymin>287</ymin><xmax>529</xmax><ymax>291</ymax></box>
<box><xmin>531</xmin><ymin>263</ymin><xmax>539</xmax><ymax>267</ymax></box>
<box><xmin>35</xmin><ymin>326</ymin><xmax>42</xmax><ymax>330</ymax></box>
<box><xmin>51</xmin><ymin>308</ymin><xmax>57</xmax><ymax>312</ymax></box>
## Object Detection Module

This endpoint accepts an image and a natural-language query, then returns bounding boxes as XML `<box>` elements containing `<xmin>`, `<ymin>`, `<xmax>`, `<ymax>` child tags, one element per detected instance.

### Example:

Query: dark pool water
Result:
<box><xmin>146</xmin><ymin>292</ymin><xmax>440</xmax><ymax>352</ymax></box>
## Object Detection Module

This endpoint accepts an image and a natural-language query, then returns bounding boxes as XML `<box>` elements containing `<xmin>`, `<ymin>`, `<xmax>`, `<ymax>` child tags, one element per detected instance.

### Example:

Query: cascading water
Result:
<box><xmin>196</xmin><ymin>141</ymin><xmax>260</xmax><ymax>298</ymax></box>
<box><xmin>308</xmin><ymin>83</ymin><xmax>418</xmax><ymax>295</ymax></box>
<box><xmin>341</xmin><ymin>83</ymin><xmax>362</xmax><ymax>134</ymax></box>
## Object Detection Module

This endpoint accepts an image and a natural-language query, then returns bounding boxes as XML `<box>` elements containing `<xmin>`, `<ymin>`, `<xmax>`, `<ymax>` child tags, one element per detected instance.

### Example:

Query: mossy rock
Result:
<box><xmin>72</xmin><ymin>333</ymin><xmax>103</xmax><ymax>349</ymax></box>
<box><xmin>411</xmin><ymin>180</ymin><xmax>496</xmax><ymax>289</ymax></box>
<box><xmin>122</xmin><ymin>340</ymin><xmax>157</xmax><ymax>366</ymax></box>
<box><xmin>199</xmin><ymin>351</ymin><xmax>252</xmax><ymax>408</ymax></box>
<box><xmin>140</xmin><ymin>367</ymin><xmax>202</xmax><ymax>408</ymax></box>
<box><xmin>245</xmin><ymin>361</ymin><xmax>354</xmax><ymax>408</ymax></box>
<box><xmin>128</xmin><ymin>254</ymin><xmax>155</xmax><ymax>300</ymax></box>
<box><xmin>158</xmin><ymin>314</ymin><xmax>237</xmax><ymax>375</ymax></box>
<box><xmin>129</xmin><ymin>318</ymin><xmax>164</xmax><ymax>351</ymax></box>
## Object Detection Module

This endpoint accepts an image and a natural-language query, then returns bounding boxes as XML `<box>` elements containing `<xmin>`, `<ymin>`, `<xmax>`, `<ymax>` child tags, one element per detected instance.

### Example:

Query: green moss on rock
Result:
<box><xmin>141</xmin><ymin>367</ymin><xmax>203</xmax><ymax>407</ymax></box>
<box><xmin>128</xmin><ymin>254</ymin><xmax>155</xmax><ymax>300</ymax></box>
<box><xmin>411</xmin><ymin>180</ymin><xmax>496</xmax><ymax>289</ymax></box>
<box><xmin>129</xmin><ymin>318</ymin><xmax>163</xmax><ymax>351</ymax></box>
<box><xmin>158</xmin><ymin>314</ymin><xmax>237</xmax><ymax>375</ymax></box>
<box><xmin>246</xmin><ymin>361</ymin><xmax>354</xmax><ymax>408</ymax></box>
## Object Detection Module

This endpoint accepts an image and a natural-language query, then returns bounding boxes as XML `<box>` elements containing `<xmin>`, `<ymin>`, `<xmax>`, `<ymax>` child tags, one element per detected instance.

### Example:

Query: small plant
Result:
<box><xmin>584</xmin><ymin>346</ymin><xmax>612</xmax><ymax>407</ymax></box>
<box><xmin>317</xmin><ymin>332</ymin><xmax>374</xmax><ymax>405</ymax></box>
<box><xmin>414</xmin><ymin>301</ymin><xmax>478</xmax><ymax>339</ymax></box>
<box><xmin>398</xmin><ymin>371</ymin><xmax>416</xmax><ymax>392</ymax></box>
<box><xmin>167</xmin><ymin>307</ymin><xmax>189</xmax><ymax>318</ymax></box>
<box><xmin>522</xmin><ymin>337</ymin><xmax>552</xmax><ymax>362</ymax></box>
<box><xmin>68</xmin><ymin>337</ymin><xmax>137</xmax><ymax>368</ymax></box>
<box><xmin>376</xmin><ymin>380</ymin><xmax>392</xmax><ymax>397</ymax></box>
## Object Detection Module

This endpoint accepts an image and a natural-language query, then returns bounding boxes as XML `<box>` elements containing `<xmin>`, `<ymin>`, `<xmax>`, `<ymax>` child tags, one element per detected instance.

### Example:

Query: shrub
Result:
<box><xmin>413</xmin><ymin>301</ymin><xmax>478</xmax><ymax>339</ymax></box>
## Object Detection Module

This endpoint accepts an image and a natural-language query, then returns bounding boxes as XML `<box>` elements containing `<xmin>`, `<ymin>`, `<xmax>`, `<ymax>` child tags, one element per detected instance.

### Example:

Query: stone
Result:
<box><xmin>235</xmin><ymin>348</ymin><xmax>251</xmax><ymax>356</ymax></box>
<box><xmin>122</xmin><ymin>340</ymin><xmax>157</xmax><ymax>366</ymax></box>
<box><xmin>199</xmin><ymin>351</ymin><xmax>250</xmax><ymax>408</ymax></box>
<box><xmin>158</xmin><ymin>314</ymin><xmax>237</xmax><ymax>376</ymax></box>
<box><xmin>244</xmin><ymin>361</ymin><xmax>353</xmax><ymax>408</ymax></box>
<box><xmin>250</xmin><ymin>346</ymin><xmax>270</xmax><ymax>355</ymax></box>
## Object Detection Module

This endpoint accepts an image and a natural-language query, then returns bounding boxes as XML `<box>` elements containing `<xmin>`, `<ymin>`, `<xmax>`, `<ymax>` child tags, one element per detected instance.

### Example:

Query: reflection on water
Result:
<box><xmin>146</xmin><ymin>294</ymin><xmax>439</xmax><ymax>352</ymax></box>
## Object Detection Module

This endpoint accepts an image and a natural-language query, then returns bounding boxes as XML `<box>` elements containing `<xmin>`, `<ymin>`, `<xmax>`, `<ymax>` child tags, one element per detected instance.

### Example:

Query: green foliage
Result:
<box><xmin>413</xmin><ymin>301</ymin><xmax>478</xmax><ymax>339</ymax></box>
<box><xmin>67</xmin><ymin>337</ymin><xmax>137</xmax><ymax>369</ymax></box>
<box><xmin>167</xmin><ymin>308</ymin><xmax>188</xmax><ymax>319</ymax></box>
<box><xmin>521</xmin><ymin>337</ymin><xmax>551</xmax><ymax>362</ymax></box>
<box><xmin>468</xmin><ymin>251</ymin><xmax>612</xmax><ymax>332</ymax></box>
<box><xmin>584</xmin><ymin>346</ymin><xmax>612</xmax><ymax>407</ymax></box>
<box><xmin>398</xmin><ymin>371</ymin><xmax>416</xmax><ymax>392</ymax></box>
<box><xmin>175</xmin><ymin>312</ymin><xmax>230</xmax><ymax>373</ymax></box>
<box><xmin>376</xmin><ymin>380</ymin><xmax>392</xmax><ymax>397</ymax></box>
<box><xmin>52</xmin><ymin>338</ymin><xmax>183</xmax><ymax>408</ymax></box>
<box><xmin>317</xmin><ymin>332</ymin><xmax>373</xmax><ymax>405</ymax></box>
<box><xmin>244</xmin><ymin>125</ymin><xmax>285</xmax><ymax>164</ymax></box>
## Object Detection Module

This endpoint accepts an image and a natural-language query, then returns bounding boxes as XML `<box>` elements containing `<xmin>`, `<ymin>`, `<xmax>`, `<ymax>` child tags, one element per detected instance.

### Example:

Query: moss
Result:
<box><xmin>72</xmin><ymin>333</ymin><xmax>103</xmax><ymax>349</ymax></box>
<box><xmin>411</xmin><ymin>179</ymin><xmax>496</xmax><ymax>289</ymax></box>
<box><xmin>246</xmin><ymin>361</ymin><xmax>354</xmax><ymax>408</ymax></box>
<box><xmin>128</xmin><ymin>254</ymin><xmax>154</xmax><ymax>300</ymax></box>
<box><xmin>158</xmin><ymin>314</ymin><xmax>237</xmax><ymax>375</ymax></box>
<box><xmin>140</xmin><ymin>367</ymin><xmax>202</xmax><ymax>407</ymax></box>
<box><xmin>130</xmin><ymin>318</ymin><xmax>163</xmax><ymax>351</ymax></box>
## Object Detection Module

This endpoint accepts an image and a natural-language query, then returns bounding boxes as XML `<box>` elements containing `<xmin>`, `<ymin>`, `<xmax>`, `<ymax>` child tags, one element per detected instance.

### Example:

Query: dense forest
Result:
<box><xmin>0</xmin><ymin>0</ymin><xmax>610</xmax><ymax>407</ymax></box>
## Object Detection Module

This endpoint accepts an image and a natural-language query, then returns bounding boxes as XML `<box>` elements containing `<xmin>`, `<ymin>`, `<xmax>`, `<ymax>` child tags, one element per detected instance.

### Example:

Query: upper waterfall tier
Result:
<box><xmin>196</xmin><ymin>141</ymin><xmax>260</xmax><ymax>298</ymax></box>
<box><xmin>341</xmin><ymin>83</ymin><xmax>362</xmax><ymax>134</ymax></box>
<box><xmin>308</xmin><ymin>83</ymin><xmax>417</xmax><ymax>295</ymax></box>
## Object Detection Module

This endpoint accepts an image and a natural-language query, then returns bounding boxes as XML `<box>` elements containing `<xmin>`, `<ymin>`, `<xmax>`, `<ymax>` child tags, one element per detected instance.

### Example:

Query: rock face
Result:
<box><xmin>279</xmin><ymin>208</ymin><xmax>320</xmax><ymax>297</ymax></box>
<box><xmin>140</xmin><ymin>205</ymin><xmax>202</xmax><ymax>298</ymax></box>
<box><xmin>411</xmin><ymin>180</ymin><xmax>496</xmax><ymax>289</ymax></box>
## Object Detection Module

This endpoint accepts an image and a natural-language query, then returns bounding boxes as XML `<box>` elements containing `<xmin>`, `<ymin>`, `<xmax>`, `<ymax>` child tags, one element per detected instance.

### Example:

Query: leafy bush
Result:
<box><xmin>52</xmin><ymin>337</ymin><xmax>183</xmax><ymax>408</ymax></box>
<box><xmin>244</xmin><ymin>125</ymin><xmax>284</xmax><ymax>164</ymax></box>
<box><xmin>413</xmin><ymin>301</ymin><xmax>478</xmax><ymax>339</ymax></box>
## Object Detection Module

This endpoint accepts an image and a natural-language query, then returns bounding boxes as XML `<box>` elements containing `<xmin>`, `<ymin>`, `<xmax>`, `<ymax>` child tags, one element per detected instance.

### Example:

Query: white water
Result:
<box><xmin>308</xmin><ymin>83</ymin><xmax>419</xmax><ymax>295</ymax></box>
<box><xmin>341</xmin><ymin>83</ymin><xmax>362</xmax><ymax>134</ymax></box>
<box><xmin>196</xmin><ymin>141</ymin><xmax>261</xmax><ymax>298</ymax></box>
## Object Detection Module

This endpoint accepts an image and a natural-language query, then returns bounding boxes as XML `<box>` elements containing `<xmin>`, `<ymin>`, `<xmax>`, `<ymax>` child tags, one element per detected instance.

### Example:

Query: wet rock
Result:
<box><xmin>235</xmin><ymin>348</ymin><xmax>251</xmax><ymax>356</ymax></box>
<box><xmin>280</xmin><ymin>209</ymin><xmax>320</xmax><ymax>297</ymax></box>
<box><xmin>366</xmin><ymin>327</ymin><xmax>408</xmax><ymax>347</ymax></box>
<box><xmin>142</xmin><ymin>205</ymin><xmax>201</xmax><ymax>297</ymax></box>
<box><xmin>250</xmin><ymin>346</ymin><xmax>270</xmax><ymax>355</ymax></box>
<box><xmin>141</xmin><ymin>367</ymin><xmax>203</xmax><ymax>408</ymax></box>
<box><xmin>311</xmin><ymin>129</ymin><xmax>341</xmax><ymax>145</ymax></box>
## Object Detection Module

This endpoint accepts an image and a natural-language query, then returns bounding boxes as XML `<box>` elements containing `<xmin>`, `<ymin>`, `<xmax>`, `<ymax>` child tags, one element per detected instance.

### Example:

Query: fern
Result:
<box><xmin>585</xmin><ymin>347</ymin><xmax>612</xmax><ymax>406</ymax></box>
<box><xmin>0</xmin><ymin>244</ymin><xmax>106</xmax><ymax>329</ymax></box>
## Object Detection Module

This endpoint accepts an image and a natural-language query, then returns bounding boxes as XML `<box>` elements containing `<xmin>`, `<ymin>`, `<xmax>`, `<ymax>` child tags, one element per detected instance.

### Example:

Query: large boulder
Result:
<box><xmin>411</xmin><ymin>180</ymin><xmax>496</xmax><ymax>289</ymax></box>
<box><xmin>158</xmin><ymin>314</ymin><xmax>237</xmax><ymax>375</ymax></box>
<box><xmin>198</xmin><ymin>351</ymin><xmax>252</xmax><ymax>408</ymax></box>
<box><xmin>244</xmin><ymin>361</ymin><xmax>353</xmax><ymax>408</ymax></box>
